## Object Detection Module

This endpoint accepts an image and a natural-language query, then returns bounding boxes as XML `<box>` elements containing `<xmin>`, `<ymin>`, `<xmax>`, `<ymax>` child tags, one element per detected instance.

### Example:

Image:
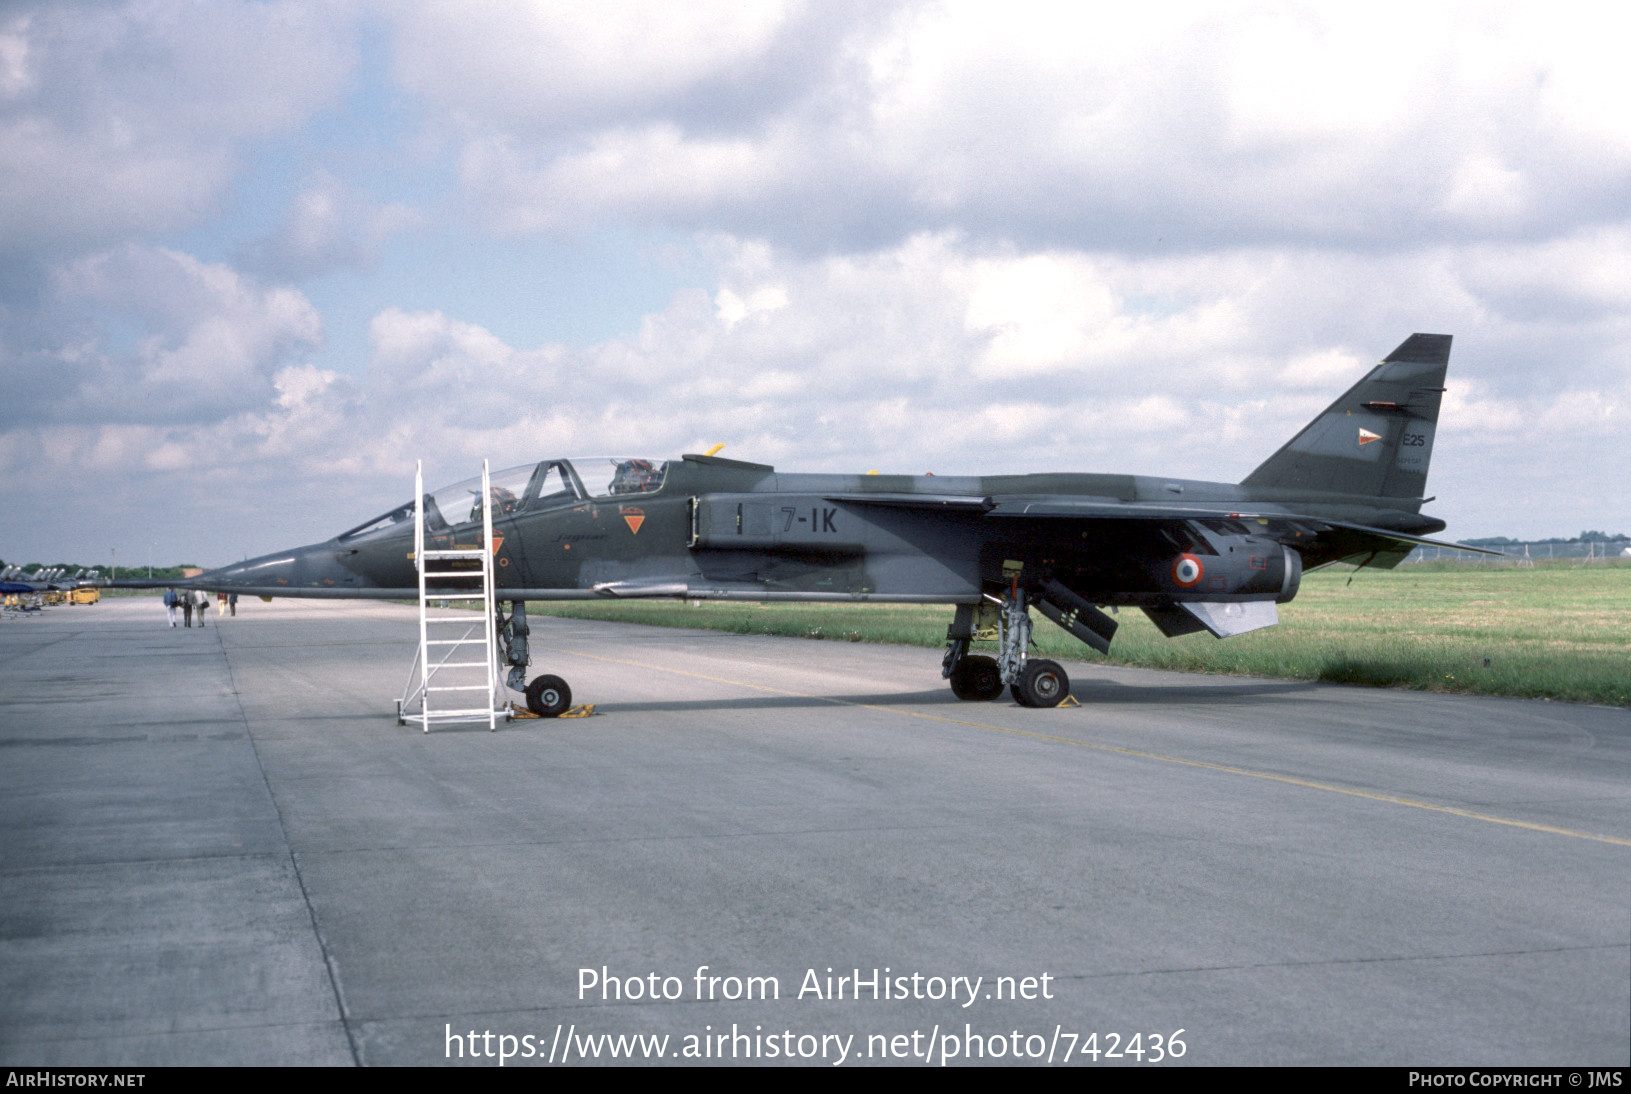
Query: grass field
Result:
<box><xmin>532</xmin><ymin>560</ymin><xmax>1631</xmax><ymax>707</ymax></box>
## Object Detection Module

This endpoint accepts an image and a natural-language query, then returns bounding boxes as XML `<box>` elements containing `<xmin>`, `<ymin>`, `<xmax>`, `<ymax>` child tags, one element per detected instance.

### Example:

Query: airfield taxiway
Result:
<box><xmin>1</xmin><ymin>597</ymin><xmax>1627</xmax><ymax>1066</ymax></box>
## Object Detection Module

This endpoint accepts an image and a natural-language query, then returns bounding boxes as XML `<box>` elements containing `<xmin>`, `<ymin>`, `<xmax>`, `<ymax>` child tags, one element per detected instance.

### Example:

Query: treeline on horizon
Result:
<box><xmin>1461</xmin><ymin>531</ymin><xmax>1628</xmax><ymax>546</ymax></box>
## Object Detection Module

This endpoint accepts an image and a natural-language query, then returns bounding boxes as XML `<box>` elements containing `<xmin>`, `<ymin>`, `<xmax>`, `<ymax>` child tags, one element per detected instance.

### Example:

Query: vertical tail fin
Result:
<box><xmin>1241</xmin><ymin>333</ymin><xmax>1451</xmax><ymax>503</ymax></box>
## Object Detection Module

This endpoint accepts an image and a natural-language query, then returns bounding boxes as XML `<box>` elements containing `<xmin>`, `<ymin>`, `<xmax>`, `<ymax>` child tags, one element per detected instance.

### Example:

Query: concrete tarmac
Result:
<box><xmin>1</xmin><ymin>597</ymin><xmax>1627</xmax><ymax>1066</ymax></box>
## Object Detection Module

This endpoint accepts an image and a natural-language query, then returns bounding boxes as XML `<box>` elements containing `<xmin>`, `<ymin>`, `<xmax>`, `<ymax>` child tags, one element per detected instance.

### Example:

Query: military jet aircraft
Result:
<box><xmin>4</xmin><ymin>566</ymin><xmax>68</xmax><ymax>588</ymax></box>
<box><xmin>1</xmin><ymin>566</ymin><xmax>101</xmax><ymax>611</ymax></box>
<box><xmin>2</xmin><ymin>566</ymin><xmax>99</xmax><ymax>593</ymax></box>
<box><xmin>118</xmin><ymin>333</ymin><xmax>1489</xmax><ymax>713</ymax></box>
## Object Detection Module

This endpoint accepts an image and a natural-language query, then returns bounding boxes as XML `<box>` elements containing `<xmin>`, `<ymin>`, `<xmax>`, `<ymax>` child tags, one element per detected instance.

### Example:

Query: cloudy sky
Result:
<box><xmin>3</xmin><ymin>1</ymin><xmax>1628</xmax><ymax>568</ymax></box>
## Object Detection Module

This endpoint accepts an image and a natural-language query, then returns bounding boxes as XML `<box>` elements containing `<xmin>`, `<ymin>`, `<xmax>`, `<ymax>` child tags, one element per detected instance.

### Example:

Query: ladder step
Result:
<box><xmin>407</xmin><ymin>470</ymin><xmax>499</xmax><ymax>729</ymax></box>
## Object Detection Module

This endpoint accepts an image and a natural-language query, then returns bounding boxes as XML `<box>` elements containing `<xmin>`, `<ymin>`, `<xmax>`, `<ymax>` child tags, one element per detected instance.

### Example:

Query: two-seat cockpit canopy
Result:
<box><xmin>338</xmin><ymin>457</ymin><xmax>669</xmax><ymax>542</ymax></box>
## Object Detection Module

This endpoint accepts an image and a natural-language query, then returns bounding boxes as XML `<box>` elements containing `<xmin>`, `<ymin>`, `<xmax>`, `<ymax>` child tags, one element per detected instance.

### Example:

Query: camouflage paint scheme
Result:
<box><xmin>113</xmin><ymin>334</ymin><xmax>1486</xmax><ymax>708</ymax></box>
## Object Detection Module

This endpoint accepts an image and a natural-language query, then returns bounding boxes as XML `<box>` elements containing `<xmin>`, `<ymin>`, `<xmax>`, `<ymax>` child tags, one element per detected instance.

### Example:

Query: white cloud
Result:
<box><xmin>253</xmin><ymin>172</ymin><xmax>419</xmax><ymax>280</ymax></box>
<box><xmin>0</xmin><ymin>16</ymin><xmax>35</xmax><ymax>97</ymax></box>
<box><xmin>963</xmin><ymin>252</ymin><xmax>1119</xmax><ymax>378</ymax></box>
<box><xmin>1460</xmin><ymin>226</ymin><xmax>1631</xmax><ymax>320</ymax></box>
<box><xmin>715</xmin><ymin>284</ymin><xmax>787</xmax><ymax>330</ymax></box>
<box><xmin>391</xmin><ymin>0</ymin><xmax>795</xmax><ymax>130</ymax></box>
<box><xmin>279</xmin><ymin>233</ymin><xmax>1630</xmax><ymax>495</ymax></box>
<box><xmin>43</xmin><ymin>245</ymin><xmax>324</xmax><ymax>420</ymax></box>
<box><xmin>274</xmin><ymin>363</ymin><xmax>340</xmax><ymax>411</ymax></box>
<box><xmin>1440</xmin><ymin>155</ymin><xmax>1532</xmax><ymax>228</ymax></box>
<box><xmin>1275</xmin><ymin>348</ymin><xmax>1365</xmax><ymax>391</ymax></box>
<box><xmin>368</xmin><ymin>306</ymin><xmax>533</xmax><ymax>389</ymax></box>
<box><xmin>400</xmin><ymin>2</ymin><xmax>1631</xmax><ymax>250</ymax></box>
<box><xmin>0</xmin><ymin>2</ymin><xmax>354</xmax><ymax>252</ymax></box>
<box><xmin>461</xmin><ymin>124</ymin><xmax>781</xmax><ymax>235</ymax></box>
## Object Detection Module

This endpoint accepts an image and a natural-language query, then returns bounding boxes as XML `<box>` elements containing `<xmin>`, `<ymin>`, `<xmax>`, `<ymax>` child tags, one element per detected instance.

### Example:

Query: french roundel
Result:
<box><xmin>1172</xmin><ymin>553</ymin><xmax>1204</xmax><ymax>587</ymax></box>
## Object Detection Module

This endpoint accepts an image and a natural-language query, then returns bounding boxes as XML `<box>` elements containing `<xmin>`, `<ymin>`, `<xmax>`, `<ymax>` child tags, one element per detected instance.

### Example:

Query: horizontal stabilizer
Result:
<box><xmin>1319</xmin><ymin>522</ymin><xmax>1508</xmax><ymax>557</ymax></box>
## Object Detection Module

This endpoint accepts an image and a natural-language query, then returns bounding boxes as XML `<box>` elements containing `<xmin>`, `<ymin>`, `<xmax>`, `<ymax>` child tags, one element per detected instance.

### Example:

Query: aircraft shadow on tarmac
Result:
<box><xmin>467</xmin><ymin>676</ymin><xmax>1324</xmax><ymax>719</ymax></box>
<box><xmin>1064</xmin><ymin>676</ymin><xmax>1323</xmax><ymax>704</ymax></box>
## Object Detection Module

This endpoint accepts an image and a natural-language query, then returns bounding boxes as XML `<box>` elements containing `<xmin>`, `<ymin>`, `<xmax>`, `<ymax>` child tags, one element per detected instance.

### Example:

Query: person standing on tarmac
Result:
<box><xmin>228</xmin><ymin>593</ymin><xmax>237</xmax><ymax>617</ymax></box>
<box><xmin>194</xmin><ymin>589</ymin><xmax>210</xmax><ymax>628</ymax></box>
<box><xmin>163</xmin><ymin>588</ymin><xmax>179</xmax><ymax>627</ymax></box>
<box><xmin>181</xmin><ymin>591</ymin><xmax>193</xmax><ymax>627</ymax></box>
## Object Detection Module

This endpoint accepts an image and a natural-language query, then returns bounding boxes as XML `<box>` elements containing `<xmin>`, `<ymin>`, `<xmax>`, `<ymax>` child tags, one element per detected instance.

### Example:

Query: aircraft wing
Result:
<box><xmin>829</xmin><ymin>492</ymin><xmax>1506</xmax><ymax>569</ymax></box>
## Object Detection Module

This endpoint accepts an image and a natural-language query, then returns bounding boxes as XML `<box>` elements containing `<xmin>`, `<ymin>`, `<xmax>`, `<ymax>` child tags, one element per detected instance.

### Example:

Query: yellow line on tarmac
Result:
<box><xmin>538</xmin><ymin>645</ymin><xmax>1631</xmax><ymax>849</ymax></box>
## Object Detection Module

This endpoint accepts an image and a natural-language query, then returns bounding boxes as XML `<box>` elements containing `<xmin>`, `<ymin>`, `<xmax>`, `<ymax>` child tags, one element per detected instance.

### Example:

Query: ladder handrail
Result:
<box><xmin>398</xmin><ymin>458</ymin><xmax>506</xmax><ymax>731</ymax></box>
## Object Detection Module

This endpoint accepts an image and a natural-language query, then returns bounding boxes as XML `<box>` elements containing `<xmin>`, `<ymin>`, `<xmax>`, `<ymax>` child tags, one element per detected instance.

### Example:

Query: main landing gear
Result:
<box><xmin>498</xmin><ymin>600</ymin><xmax>574</xmax><ymax>717</ymax></box>
<box><xmin>948</xmin><ymin>654</ymin><xmax>1003</xmax><ymax>701</ymax></box>
<box><xmin>942</xmin><ymin>589</ymin><xmax>1072</xmax><ymax>708</ymax></box>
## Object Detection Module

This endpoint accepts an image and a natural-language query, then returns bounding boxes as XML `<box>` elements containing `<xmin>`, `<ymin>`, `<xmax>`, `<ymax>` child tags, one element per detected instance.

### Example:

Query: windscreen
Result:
<box><xmin>338</xmin><ymin>502</ymin><xmax>417</xmax><ymax>541</ymax></box>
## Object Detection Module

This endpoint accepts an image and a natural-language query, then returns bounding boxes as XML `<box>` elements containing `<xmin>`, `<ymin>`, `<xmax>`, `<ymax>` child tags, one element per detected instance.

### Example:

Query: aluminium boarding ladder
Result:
<box><xmin>397</xmin><ymin>459</ymin><xmax>508</xmax><ymax>731</ymax></box>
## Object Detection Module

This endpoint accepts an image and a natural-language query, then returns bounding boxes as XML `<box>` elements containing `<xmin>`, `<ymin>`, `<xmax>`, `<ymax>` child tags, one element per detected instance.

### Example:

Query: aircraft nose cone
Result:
<box><xmin>204</xmin><ymin>550</ymin><xmax>303</xmax><ymax>591</ymax></box>
<box><xmin>201</xmin><ymin>542</ymin><xmax>358</xmax><ymax>593</ymax></box>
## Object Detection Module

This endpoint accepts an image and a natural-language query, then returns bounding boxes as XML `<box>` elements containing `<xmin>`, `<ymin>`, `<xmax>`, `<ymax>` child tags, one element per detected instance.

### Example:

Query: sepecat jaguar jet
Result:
<box><xmin>120</xmin><ymin>333</ymin><xmax>1491</xmax><ymax>713</ymax></box>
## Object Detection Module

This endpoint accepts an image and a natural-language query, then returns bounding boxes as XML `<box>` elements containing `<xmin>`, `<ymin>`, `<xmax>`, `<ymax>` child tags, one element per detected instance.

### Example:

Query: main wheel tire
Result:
<box><xmin>525</xmin><ymin>674</ymin><xmax>572</xmax><ymax>717</ymax></box>
<box><xmin>1016</xmin><ymin>659</ymin><xmax>1069</xmax><ymax>708</ymax></box>
<box><xmin>949</xmin><ymin>654</ymin><xmax>1004</xmax><ymax>701</ymax></box>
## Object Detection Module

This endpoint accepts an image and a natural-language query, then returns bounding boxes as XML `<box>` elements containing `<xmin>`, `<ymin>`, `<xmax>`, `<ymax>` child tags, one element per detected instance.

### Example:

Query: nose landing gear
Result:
<box><xmin>524</xmin><ymin>674</ymin><xmax>572</xmax><ymax>717</ymax></box>
<box><xmin>500</xmin><ymin>600</ymin><xmax>575</xmax><ymax>718</ymax></box>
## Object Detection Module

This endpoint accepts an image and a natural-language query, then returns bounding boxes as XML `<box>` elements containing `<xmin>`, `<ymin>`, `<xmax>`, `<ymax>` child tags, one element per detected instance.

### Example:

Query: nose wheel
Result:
<box><xmin>504</xmin><ymin>600</ymin><xmax>574</xmax><ymax>718</ymax></box>
<box><xmin>525</xmin><ymin>674</ymin><xmax>572</xmax><ymax>717</ymax></box>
